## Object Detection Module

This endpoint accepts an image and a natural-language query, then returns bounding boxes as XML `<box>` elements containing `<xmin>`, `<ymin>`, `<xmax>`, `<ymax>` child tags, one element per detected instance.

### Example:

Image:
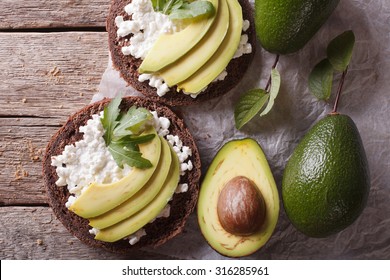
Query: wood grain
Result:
<box><xmin>0</xmin><ymin>32</ymin><xmax>110</xmax><ymax>205</ymax></box>
<box><xmin>0</xmin><ymin>32</ymin><xmax>109</xmax><ymax>122</ymax></box>
<box><xmin>0</xmin><ymin>0</ymin><xmax>109</xmax><ymax>29</ymax></box>
<box><xmin>0</xmin><ymin>207</ymin><xmax>173</xmax><ymax>259</ymax></box>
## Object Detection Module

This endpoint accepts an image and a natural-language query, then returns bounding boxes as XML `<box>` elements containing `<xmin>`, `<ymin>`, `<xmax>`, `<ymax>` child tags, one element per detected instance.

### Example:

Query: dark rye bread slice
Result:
<box><xmin>43</xmin><ymin>96</ymin><xmax>201</xmax><ymax>254</ymax></box>
<box><xmin>107</xmin><ymin>0</ymin><xmax>256</xmax><ymax>106</ymax></box>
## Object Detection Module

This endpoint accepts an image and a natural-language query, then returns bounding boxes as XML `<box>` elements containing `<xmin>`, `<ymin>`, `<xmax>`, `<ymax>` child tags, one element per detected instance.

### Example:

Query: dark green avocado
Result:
<box><xmin>255</xmin><ymin>0</ymin><xmax>340</xmax><ymax>54</ymax></box>
<box><xmin>282</xmin><ymin>114</ymin><xmax>370</xmax><ymax>237</ymax></box>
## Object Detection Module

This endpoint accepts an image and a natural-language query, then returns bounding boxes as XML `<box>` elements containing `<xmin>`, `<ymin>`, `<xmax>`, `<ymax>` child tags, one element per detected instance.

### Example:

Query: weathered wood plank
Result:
<box><xmin>0</xmin><ymin>32</ymin><xmax>109</xmax><ymax>122</ymax></box>
<box><xmin>0</xmin><ymin>0</ymin><xmax>109</xmax><ymax>29</ymax></box>
<box><xmin>0</xmin><ymin>206</ymin><xmax>172</xmax><ymax>259</ymax></box>
<box><xmin>0</xmin><ymin>31</ymin><xmax>111</xmax><ymax>205</ymax></box>
<box><xmin>0</xmin><ymin>118</ymin><xmax>57</xmax><ymax>205</ymax></box>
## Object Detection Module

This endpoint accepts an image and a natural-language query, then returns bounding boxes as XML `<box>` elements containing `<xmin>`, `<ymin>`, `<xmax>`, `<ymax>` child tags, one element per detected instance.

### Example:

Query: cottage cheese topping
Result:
<box><xmin>115</xmin><ymin>0</ymin><xmax>178</xmax><ymax>60</ymax></box>
<box><xmin>52</xmin><ymin>108</ymin><xmax>193</xmax><ymax>245</ymax></box>
<box><xmin>51</xmin><ymin>112</ymin><xmax>132</xmax><ymax>203</ymax></box>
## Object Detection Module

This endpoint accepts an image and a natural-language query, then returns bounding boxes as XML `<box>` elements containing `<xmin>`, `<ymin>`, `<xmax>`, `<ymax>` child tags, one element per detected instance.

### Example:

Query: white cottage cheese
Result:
<box><xmin>51</xmin><ymin>108</ymin><xmax>193</xmax><ymax>245</ymax></box>
<box><xmin>51</xmin><ymin>112</ymin><xmax>132</xmax><ymax>201</ymax></box>
<box><xmin>115</xmin><ymin>0</ymin><xmax>253</xmax><ymax>97</ymax></box>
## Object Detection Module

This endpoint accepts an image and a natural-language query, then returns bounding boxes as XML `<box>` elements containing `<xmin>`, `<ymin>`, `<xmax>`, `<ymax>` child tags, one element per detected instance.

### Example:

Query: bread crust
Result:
<box><xmin>107</xmin><ymin>0</ymin><xmax>256</xmax><ymax>106</ymax></box>
<box><xmin>43</xmin><ymin>97</ymin><xmax>201</xmax><ymax>253</ymax></box>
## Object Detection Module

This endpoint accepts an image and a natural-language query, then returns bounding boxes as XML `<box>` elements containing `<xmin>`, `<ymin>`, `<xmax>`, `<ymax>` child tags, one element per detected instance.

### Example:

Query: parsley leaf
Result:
<box><xmin>113</xmin><ymin>106</ymin><xmax>153</xmax><ymax>139</ymax></box>
<box><xmin>108</xmin><ymin>142</ymin><xmax>153</xmax><ymax>169</ymax></box>
<box><xmin>101</xmin><ymin>96</ymin><xmax>121</xmax><ymax>145</ymax></box>
<box><xmin>100</xmin><ymin>97</ymin><xmax>156</xmax><ymax>169</ymax></box>
<box><xmin>169</xmin><ymin>1</ymin><xmax>215</xmax><ymax>21</ymax></box>
<box><xmin>151</xmin><ymin>0</ymin><xmax>215</xmax><ymax>21</ymax></box>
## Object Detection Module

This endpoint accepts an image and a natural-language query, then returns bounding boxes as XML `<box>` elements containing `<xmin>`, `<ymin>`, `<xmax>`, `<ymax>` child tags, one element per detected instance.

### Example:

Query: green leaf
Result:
<box><xmin>113</xmin><ymin>134</ymin><xmax>156</xmax><ymax>151</ymax></box>
<box><xmin>327</xmin><ymin>30</ymin><xmax>355</xmax><ymax>72</ymax></box>
<box><xmin>108</xmin><ymin>142</ymin><xmax>152</xmax><ymax>169</ymax></box>
<box><xmin>100</xmin><ymin>97</ymin><xmax>156</xmax><ymax>169</ymax></box>
<box><xmin>151</xmin><ymin>0</ymin><xmax>214</xmax><ymax>21</ymax></box>
<box><xmin>234</xmin><ymin>89</ymin><xmax>269</xmax><ymax>129</ymax></box>
<box><xmin>260</xmin><ymin>68</ymin><xmax>281</xmax><ymax>116</ymax></box>
<box><xmin>308</xmin><ymin>59</ymin><xmax>334</xmax><ymax>100</ymax></box>
<box><xmin>113</xmin><ymin>106</ymin><xmax>153</xmax><ymax>139</ymax></box>
<box><xmin>151</xmin><ymin>0</ymin><xmax>167</xmax><ymax>12</ymax></box>
<box><xmin>169</xmin><ymin>1</ymin><xmax>215</xmax><ymax>21</ymax></box>
<box><xmin>101</xmin><ymin>96</ymin><xmax>121</xmax><ymax>145</ymax></box>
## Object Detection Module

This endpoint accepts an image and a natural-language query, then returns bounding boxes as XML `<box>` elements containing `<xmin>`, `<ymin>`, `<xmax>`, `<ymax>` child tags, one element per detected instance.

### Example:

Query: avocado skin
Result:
<box><xmin>255</xmin><ymin>0</ymin><xmax>340</xmax><ymax>54</ymax></box>
<box><xmin>282</xmin><ymin>114</ymin><xmax>370</xmax><ymax>237</ymax></box>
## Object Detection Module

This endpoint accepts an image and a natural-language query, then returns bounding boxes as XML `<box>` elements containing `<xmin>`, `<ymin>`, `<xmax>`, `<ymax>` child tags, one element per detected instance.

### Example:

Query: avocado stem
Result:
<box><xmin>332</xmin><ymin>66</ymin><xmax>349</xmax><ymax>113</ymax></box>
<box><xmin>265</xmin><ymin>54</ymin><xmax>280</xmax><ymax>93</ymax></box>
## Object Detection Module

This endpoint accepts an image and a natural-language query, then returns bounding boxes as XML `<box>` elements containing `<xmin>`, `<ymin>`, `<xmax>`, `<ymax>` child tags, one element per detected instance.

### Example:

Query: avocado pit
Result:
<box><xmin>217</xmin><ymin>176</ymin><xmax>266</xmax><ymax>236</ymax></box>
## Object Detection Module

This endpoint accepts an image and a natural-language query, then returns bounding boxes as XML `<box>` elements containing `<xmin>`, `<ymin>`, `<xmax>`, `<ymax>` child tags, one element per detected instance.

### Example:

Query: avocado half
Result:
<box><xmin>197</xmin><ymin>138</ymin><xmax>280</xmax><ymax>257</ymax></box>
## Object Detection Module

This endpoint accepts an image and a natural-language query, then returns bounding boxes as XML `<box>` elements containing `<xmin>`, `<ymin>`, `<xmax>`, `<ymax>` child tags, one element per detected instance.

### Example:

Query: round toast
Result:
<box><xmin>107</xmin><ymin>0</ymin><xmax>256</xmax><ymax>106</ymax></box>
<box><xmin>43</xmin><ymin>97</ymin><xmax>201</xmax><ymax>253</ymax></box>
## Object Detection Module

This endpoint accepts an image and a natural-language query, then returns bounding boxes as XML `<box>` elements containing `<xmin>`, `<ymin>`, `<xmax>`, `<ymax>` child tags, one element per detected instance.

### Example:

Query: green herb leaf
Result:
<box><xmin>113</xmin><ymin>106</ymin><xmax>153</xmax><ymax>139</ymax></box>
<box><xmin>151</xmin><ymin>0</ymin><xmax>167</xmax><ymax>12</ymax></box>
<box><xmin>101</xmin><ymin>97</ymin><xmax>156</xmax><ymax>169</ymax></box>
<box><xmin>108</xmin><ymin>142</ymin><xmax>153</xmax><ymax>169</ymax></box>
<box><xmin>327</xmin><ymin>30</ymin><xmax>355</xmax><ymax>72</ymax></box>
<box><xmin>151</xmin><ymin>0</ymin><xmax>214</xmax><ymax>21</ymax></box>
<box><xmin>113</xmin><ymin>134</ymin><xmax>156</xmax><ymax>151</ymax></box>
<box><xmin>234</xmin><ymin>89</ymin><xmax>269</xmax><ymax>130</ymax></box>
<box><xmin>101</xmin><ymin>96</ymin><xmax>121</xmax><ymax>145</ymax></box>
<box><xmin>308</xmin><ymin>59</ymin><xmax>334</xmax><ymax>100</ymax></box>
<box><xmin>169</xmin><ymin>1</ymin><xmax>215</xmax><ymax>21</ymax></box>
<box><xmin>260</xmin><ymin>68</ymin><xmax>281</xmax><ymax>116</ymax></box>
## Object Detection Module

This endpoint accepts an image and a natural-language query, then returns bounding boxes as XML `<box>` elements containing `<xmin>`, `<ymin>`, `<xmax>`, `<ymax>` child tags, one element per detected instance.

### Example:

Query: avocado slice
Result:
<box><xmin>139</xmin><ymin>0</ymin><xmax>219</xmax><ymax>73</ymax></box>
<box><xmin>178</xmin><ymin>0</ymin><xmax>243</xmax><ymax>94</ymax></box>
<box><xmin>69</xmin><ymin>128</ymin><xmax>161</xmax><ymax>218</ymax></box>
<box><xmin>282</xmin><ymin>114</ymin><xmax>370</xmax><ymax>237</ymax></box>
<box><xmin>158</xmin><ymin>0</ymin><xmax>230</xmax><ymax>86</ymax></box>
<box><xmin>197</xmin><ymin>138</ymin><xmax>279</xmax><ymax>257</ymax></box>
<box><xmin>255</xmin><ymin>0</ymin><xmax>340</xmax><ymax>54</ymax></box>
<box><xmin>88</xmin><ymin>136</ymin><xmax>172</xmax><ymax>229</ymax></box>
<box><xmin>95</xmin><ymin>145</ymin><xmax>180</xmax><ymax>242</ymax></box>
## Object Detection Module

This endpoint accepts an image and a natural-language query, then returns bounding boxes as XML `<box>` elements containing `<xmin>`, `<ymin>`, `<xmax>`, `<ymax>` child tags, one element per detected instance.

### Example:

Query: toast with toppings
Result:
<box><xmin>107</xmin><ymin>0</ymin><xmax>256</xmax><ymax>106</ymax></box>
<box><xmin>43</xmin><ymin>96</ymin><xmax>201</xmax><ymax>253</ymax></box>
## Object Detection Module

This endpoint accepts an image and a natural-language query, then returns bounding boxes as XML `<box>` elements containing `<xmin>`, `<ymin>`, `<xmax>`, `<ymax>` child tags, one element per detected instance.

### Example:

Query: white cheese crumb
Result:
<box><xmin>156</xmin><ymin>204</ymin><xmax>171</xmax><ymax>219</ymax></box>
<box><xmin>233</xmin><ymin>34</ymin><xmax>253</xmax><ymax>59</ymax></box>
<box><xmin>175</xmin><ymin>183</ymin><xmax>189</xmax><ymax>193</ymax></box>
<box><xmin>89</xmin><ymin>228</ymin><xmax>100</xmax><ymax>236</ymax></box>
<box><xmin>242</xmin><ymin>20</ymin><xmax>250</xmax><ymax>32</ymax></box>
<box><xmin>127</xmin><ymin>228</ymin><xmax>147</xmax><ymax>245</ymax></box>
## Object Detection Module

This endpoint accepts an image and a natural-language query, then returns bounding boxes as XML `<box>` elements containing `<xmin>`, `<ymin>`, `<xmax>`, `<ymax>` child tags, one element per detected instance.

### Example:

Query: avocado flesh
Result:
<box><xmin>69</xmin><ymin>128</ymin><xmax>161</xmax><ymax>218</ymax></box>
<box><xmin>282</xmin><ymin>114</ymin><xmax>370</xmax><ymax>237</ymax></box>
<box><xmin>177</xmin><ymin>0</ymin><xmax>243</xmax><ymax>94</ymax></box>
<box><xmin>88</xmin><ymin>137</ymin><xmax>172</xmax><ymax>229</ymax></box>
<box><xmin>197</xmin><ymin>138</ymin><xmax>279</xmax><ymax>257</ymax></box>
<box><xmin>255</xmin><ymin>0</ymin><xmax>340</xmax><ymax>54</ymax></box>
<box><xmin>95</xmin><ymin>145</ymin><xmax>180</xmax><ymax>242</ymax></box>
<box><xmin>139</xmin><ymin>0</ymin><xmax>219</xmax><ymax>73</ymax></box>
<box><xmin>158</xmin><ymin>0</ymin><xmax>230</xmax><ymax>86</ymax></box>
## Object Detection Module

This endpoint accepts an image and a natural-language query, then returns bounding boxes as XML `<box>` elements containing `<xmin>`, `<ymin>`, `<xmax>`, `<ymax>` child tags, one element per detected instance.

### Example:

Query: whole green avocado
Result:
<box><xmin>282</xmin><ymin>113</ymin><xmax>370</xmax><ymax>237</ymax></box>
<box><xmin>255</xmin><ymin>0</ymin><xmax>340</xmax><ymax>54</ymax></box>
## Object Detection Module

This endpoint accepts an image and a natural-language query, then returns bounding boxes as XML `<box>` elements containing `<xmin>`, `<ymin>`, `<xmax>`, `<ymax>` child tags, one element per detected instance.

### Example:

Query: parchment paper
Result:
<box><xmin>92</xmin><ymin>0</ymin><xmax>390</xmax><ymax>259</ymax></box>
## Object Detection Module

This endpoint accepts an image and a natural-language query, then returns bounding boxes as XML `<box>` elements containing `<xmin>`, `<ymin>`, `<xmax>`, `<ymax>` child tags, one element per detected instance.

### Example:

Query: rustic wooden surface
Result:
<box><xmin>0</xmin><ymin>0</ymin><xmax>170</xmax><ymax>259</ymax></box>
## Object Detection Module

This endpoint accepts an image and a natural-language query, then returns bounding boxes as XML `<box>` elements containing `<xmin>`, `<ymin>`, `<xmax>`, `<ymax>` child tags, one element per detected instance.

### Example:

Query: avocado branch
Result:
<box><xmin>332</xmin><ymin>65</ymin><xmax>349</xmax><ymax>114</ymax></box>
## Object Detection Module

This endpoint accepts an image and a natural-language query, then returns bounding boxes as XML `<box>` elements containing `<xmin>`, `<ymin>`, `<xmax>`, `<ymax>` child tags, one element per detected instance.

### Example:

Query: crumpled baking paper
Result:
<box><xmin>92</xmin><ymin>0</ymin><xmax>390</xmax><ymax>259</ymax></box>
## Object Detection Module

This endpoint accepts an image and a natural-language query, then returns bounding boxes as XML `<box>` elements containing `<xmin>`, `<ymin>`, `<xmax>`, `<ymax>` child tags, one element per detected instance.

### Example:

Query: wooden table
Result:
<box><xmin>0</xmin><ymin>0</ymin><xmax>172</xmax><ymax>259</ymax></box>
<box><xmin>2</xmin><ymin>1</ymin><xmax>390</xmax><ymax>261</ymax></box>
